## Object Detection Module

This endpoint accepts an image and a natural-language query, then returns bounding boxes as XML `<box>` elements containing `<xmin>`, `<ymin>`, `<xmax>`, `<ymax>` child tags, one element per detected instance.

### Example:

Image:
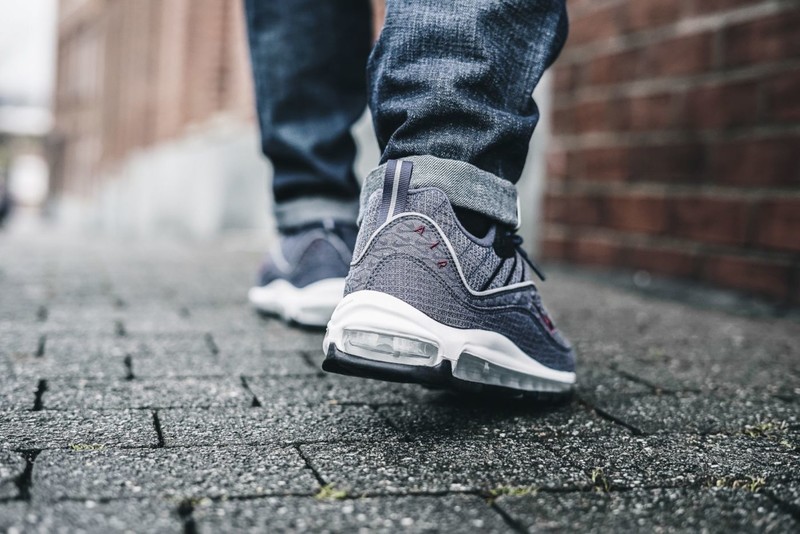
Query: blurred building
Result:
<box><xmin>52</xmin><ymin>0</ymin><xmax>270</xmax><ymax>237</ymax></box>
<box><xmin>544</xmin><ymin>0</ymin><xmax>800</xmax><ymax>305</ymax></box>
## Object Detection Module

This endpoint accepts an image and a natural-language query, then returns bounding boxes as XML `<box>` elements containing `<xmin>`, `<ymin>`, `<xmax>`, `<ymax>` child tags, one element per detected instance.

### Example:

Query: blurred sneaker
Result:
<box><xmin>323</xmin><ymin>160</ymin><xmax>575</xmax><ymax>397</ymax></box>
<box><xmin>249</xmin><ymin>220</ymin><xmax>357</xmax><ymax>327</ymax></box>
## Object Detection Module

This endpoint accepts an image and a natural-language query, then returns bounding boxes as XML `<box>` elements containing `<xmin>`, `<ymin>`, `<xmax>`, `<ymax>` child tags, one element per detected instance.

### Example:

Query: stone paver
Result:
<box><xmin>496</xmin><ymin>488</ymin><xmax>798</xmax><ymax>533</ymax></box>
<box><xmin>0</xmin><ymin>410</ymin><xmax>157</xmax><ymax>450</ymax></box>
<box><xmin>300</xmin><ymin>438</ymin><xmax>581</xmax><ymax>494</ymax></box>
<box><xmin>193</xmin><ymin>495</ymin><xmax>510</xmax><ymax>533</ymax></box>
<box><xmin>42</xmin><ymin>377</ymin><xmax>252</xmax><ymax>410</ymax></box>
<box><xmin>33</xmin><ymin>446</ymin><xmax>317</xmax><ymax>501</ymax></box>
<box><xmin>0</xmin><ymin>500</ymin><xmax>182</xmax><ymax>533</ymax></box>
<box><xmin>0</xmin><ymin>451</ymin><xmax>26</xmax><ymax>499</ymax></box>
<box><xmin>590</xmin><ymin>393</ymin><xmax>799</xmax><ymax>435</ymax></box>
<box><xmin>158</xmin><ymin>405</ymin><xmax>398</xmax><ymax>447</ymax></box>
<box><xmin>1</xmin><ymin>235</ymin><xmax>798</xmax><ymax>531</ymax></box>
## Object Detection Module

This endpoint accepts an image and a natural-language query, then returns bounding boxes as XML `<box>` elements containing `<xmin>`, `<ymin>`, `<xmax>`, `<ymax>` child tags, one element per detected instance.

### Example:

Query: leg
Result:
<box><xmin>244</xmin><ymin>0</ymin><xmax>372</xmax><ymax>230</ymax></box>
<box><xmin>324</xmin><ymin>0</ymin><xmax>576</xmax><ymax>396</ymax></box>
<box><xmin>363</xmin><ymin>0</ymin><xmax>569</xmax><ymax>228</ymax></box>
<box><xmin>244</xmin><ymin>0</ymin><xmax>371</xmax><ymax>326</ymax></box>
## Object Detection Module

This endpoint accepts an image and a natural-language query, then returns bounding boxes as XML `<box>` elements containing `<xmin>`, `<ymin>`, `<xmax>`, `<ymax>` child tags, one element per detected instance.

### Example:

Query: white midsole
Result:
<box><xmin>249</xmin><ymin>278</ymin><xmax>345</xmax><ymax>326</ymax></box>
<box><xmin>323</xmin><ymin>290</ymin><xmax>575</xmax><ymax>385</ymax></box>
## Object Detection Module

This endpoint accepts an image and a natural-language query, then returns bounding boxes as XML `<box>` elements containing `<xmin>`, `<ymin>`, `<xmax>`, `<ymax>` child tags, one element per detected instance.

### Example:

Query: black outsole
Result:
<box><xmin>322</xmin><ymin>345</ymin><xmax>573</xmax><ymax>403</ymax></box>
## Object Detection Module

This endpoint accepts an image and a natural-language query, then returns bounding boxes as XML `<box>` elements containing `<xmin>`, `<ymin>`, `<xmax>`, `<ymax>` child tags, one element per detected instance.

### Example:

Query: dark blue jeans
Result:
<box><xmin>244</xmin><ymin>0</ymin><xmax>568</xmax><ymax>229</ymax></box>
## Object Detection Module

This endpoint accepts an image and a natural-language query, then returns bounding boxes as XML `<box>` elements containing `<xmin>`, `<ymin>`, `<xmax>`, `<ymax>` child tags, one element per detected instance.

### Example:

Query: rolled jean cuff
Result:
<box><xmin>274</xmin><ymin>196</ymin><xmax>360</xmax><ymax>230</ymax></box>
<box><xmin>359</xmin><ymin>155</ymin><xmax>519</xmax><ymax>227</ymax></box>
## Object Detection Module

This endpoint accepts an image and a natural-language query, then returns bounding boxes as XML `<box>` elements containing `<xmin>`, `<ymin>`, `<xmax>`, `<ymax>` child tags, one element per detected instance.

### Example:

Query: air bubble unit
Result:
<box><xmin>452</xmin><ymin>353</ymin><xmax>572</xmax><ymax>393</ymax></box>
<box><xmin>341</xmin><ymin>329</ymin><xmax>439</xmax><ymax>365</ymax></box>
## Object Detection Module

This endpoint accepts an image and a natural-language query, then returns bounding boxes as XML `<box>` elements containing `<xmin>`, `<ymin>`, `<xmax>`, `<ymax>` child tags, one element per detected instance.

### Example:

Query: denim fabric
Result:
<box><xmin>245</xmin><ymin>0</ymin><xmax>568</xmax><ymax>228</ymax></box>
<box><xmin>370</xmin><ymin>0</ymin><xmax>569</xmax><ymax>186</ymax></box>
<box><xmin>243</xmin><ymin>0</ymin><xmax>371</xmax><ymax>229</ymax></box>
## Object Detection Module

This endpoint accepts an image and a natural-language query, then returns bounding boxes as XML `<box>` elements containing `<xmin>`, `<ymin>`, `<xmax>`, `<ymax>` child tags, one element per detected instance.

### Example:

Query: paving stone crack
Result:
<box><xmin>35</xmin><ymin>335</ymin><xmax>46</xmax><ymax>358</ymax></box>
<box><xmin>14</xmin><ymin>449</ymin><xmax>41</xmax><ymax>501</ymax></box>
<box><xmin>114</xmin><ymin>319</ymin><xmax>127</xmax><ymax>337</ymax></box>
<box><xmin>294</xmin><ymin>445</ymin><xmax>327</xmax><ymax>487</ymax></box>
<box><xmin>240</xmin><ymin>376</ymin><xmax>263</xmax><ymax>407</ymax></box>
<box><xmin>299</xmin><ymin>351</ymin><xmax>324</xmax><ymax>376</ymax></box>
<box><xmin>123</xmin><ymin>354</ymin><xmax>135</xmax><ymax>380</ymax></box>
<box><xmin>152</xmin><ymin>410</ymin><xmax>166</xmax><ymax>448</ymax></box>
<box><xmin>204</xmin><ymin>333</ymin><xmax>219</xmax><ymax>356</ymax></box>
<box><xmin>488</xmin><ymin>499</ymin><xmax>528</xmax><ymax>533</ymax></box>
<box><xmin>32</xmin><ymin>379</ymin><xmax>47</xmax><ymax>411</ymax></box>
<box><xmin>177</xmin><ymin>499</ymin><xmax>198</xmax><ymax>534</ymax></box>
<box><xmin>764</xmin><ymin>489</ymin><xmax>800</xmax><ymax>522</ymax></box>
<box><xmin>577</xmin><ymin>398</ymin><xmax>644</xmax><ymax>435</ymax></box>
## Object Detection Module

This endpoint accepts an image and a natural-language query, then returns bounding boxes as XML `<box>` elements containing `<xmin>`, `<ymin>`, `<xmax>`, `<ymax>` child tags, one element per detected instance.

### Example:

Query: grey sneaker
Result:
<box><xmin>249</xmin><ymin>220</ymin><xmax>357</xmax><ymax>327</ymax></box>
<box><xmin>322</xmin><ymin>160</ymin><xmax>576</xmax><ymax>396</ymax></box>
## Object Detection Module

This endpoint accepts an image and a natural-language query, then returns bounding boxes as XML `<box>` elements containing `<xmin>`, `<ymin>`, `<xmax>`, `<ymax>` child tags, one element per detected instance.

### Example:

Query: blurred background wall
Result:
<box><xmin>51</xmin><ymin>0</ymin><xmax>272</xmax><ymax>238</ymax></box>
<box><xmin>5</xmin><ymin>0</ymin><xmax>798</xmax><ymax>305</ymax></box>
<box><xmin>542</xmin><ymin>0</ymin><xmax>800</xmax><ymax>305</ymax></box>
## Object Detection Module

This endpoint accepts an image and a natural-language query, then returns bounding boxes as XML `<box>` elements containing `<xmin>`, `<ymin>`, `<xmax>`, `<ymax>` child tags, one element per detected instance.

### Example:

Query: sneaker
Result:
<box><xmin>248</xmin><ymin>220</ymin><xmax>357</xmax><ymax>327</ymax></box>
<box><xmin>322</xmin><ymin>160</ymin><xmax>576</xmax><ymax>396</ymax></box>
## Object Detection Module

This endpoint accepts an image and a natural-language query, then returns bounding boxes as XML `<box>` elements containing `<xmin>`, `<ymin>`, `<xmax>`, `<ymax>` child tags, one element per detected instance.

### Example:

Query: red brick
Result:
<box><xmin>543</xmin><ymin>194</ymin><xmax>567</xmax><ymax>222</ymax></box>
<box><xmin>629</xmin><ymin>143</ymin><xmax>707</xmax><ymax>183</ymax></box>
<box><xmin>671</xmin><ymin>197</ymin><xmax>751</xmax><ymax>246</ymax></box>
<box><xmin>569</xmin><ymin>5</ymin><xmax>621</xmax><ymax>46</ymax></box>
<box><xmin>685</xmin><ymin>80</ymin><xmax>759</xmax><ymax>129</ymax></box>
<box><xmin>723</xmin><ymin>10</ymin><xmax>800</xmax><ymax>67</ymax></box>
<box><xmin>546</xmin><ymin>150</ymin><xmax>568</xmax><ymax>179</ymax></box>
<box><xmin>690</xmin><ymin>0</ymin><xmax>762</xmax><ymax>15</ymax></box>
<box><xmin>544</xmin><ymin>193</ymin><xmax>604</xmax><ymax>226</ymax></box>
<box><xmin>551</xmin><ymin>107</ymin><xmax>574</xmax><ymax>135</ymax></box>
<box><xmin>572</xmin><ymin>99</ymin><xmax>618</xmax><ymax>133</ymax></box>
<box><xmin>579</xmin><ymin>147</ymin><xmax>631</xmax><ymax>182</ymax></box>
<box><xmin>541</xmin><ymin>235</ymin><xmax>569</xmax><ymax>260</ymax></box>
<box><xmin>605</xmin><ymin>194</ymin><xmax>670</xmax><ymax>234</ymax></box>
<box><xmin>568</xmin><ymin>195</ymin><xmax>605</xmax><ymax>226</ymax></box>
<box><xmin>553</xmin><ymin>64</ymin><xmax>578</xmax><ymax>93</ymax></box>
<box><xmin>624</xmin><ymin>0</ymin><xmax>682</xmax><ymax>32</ymax></box>
<box><xmin>754</xmin><ymin>199</ymin><xmax>800</xmax><ymax>252</ymax></box>
<box><xmin>619</xmin><ymin>92</ymin><xmax>685</xmax><ymax>132</ymax></box>
<box><xmin>587</xmin><ymin>48</ymin><xmax>642</xmax><ymax>86</ymax></box>
<box><xmin>763</xmin><ymin>68</ymin><xmax>800</xmax><ymax>122</ymax></box>
<box><xmin>642</xmin><ymin>32</ymin><xmax>715</xmax><ymax>78</ymax></box>
<box><xmin>570</xmin><ymin>237</ymin><xmax>621</xmax><ymax>267</ymax></box>
<box><xmin>704</xmin><ymin>255</ymin><xmax>791</xmax><ymax>300</ymax></box>
<box><xmin>709</xmin><ymin>137</ymin><xmax>800</xmax><ymax>187</ymax></box>
<box><xmin>626</xmin><ymin>246</ymin><xmax>698</xmax><ymax>278</ymax></box>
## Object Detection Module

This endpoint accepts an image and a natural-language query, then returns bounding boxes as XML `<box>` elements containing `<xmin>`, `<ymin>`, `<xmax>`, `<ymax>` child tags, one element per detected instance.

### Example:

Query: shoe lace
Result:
<box><xmin>493</xmin><ymin>230</ymin><xmax>547</xmax><ymax>282</ymax></box>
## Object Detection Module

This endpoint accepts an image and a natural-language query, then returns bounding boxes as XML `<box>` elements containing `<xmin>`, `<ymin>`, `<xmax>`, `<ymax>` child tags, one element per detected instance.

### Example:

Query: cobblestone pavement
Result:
<box><xmin>1</xmin><ymin>234</ymin><xmax>799</xmax><ymax>533</ymax></box>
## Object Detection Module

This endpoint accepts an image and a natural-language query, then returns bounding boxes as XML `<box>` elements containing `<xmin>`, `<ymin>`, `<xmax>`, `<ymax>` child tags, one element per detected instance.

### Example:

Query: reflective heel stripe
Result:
<box><xmin>378</xmin><ymin>159</ymin><xmax>414</xmax><ymax>223</ymax></box>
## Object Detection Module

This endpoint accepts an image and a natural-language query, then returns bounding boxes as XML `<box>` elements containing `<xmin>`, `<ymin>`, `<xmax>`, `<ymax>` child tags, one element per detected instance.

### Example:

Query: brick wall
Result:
<box><xmin>544</xmin><ymin>0</ymin><xmax>800</xmax><ymax>304</ymax></box>
<box><xmin>53</xmin><ymin>0</ymin><xmax>255</xmax><ymax>197</ymax></box>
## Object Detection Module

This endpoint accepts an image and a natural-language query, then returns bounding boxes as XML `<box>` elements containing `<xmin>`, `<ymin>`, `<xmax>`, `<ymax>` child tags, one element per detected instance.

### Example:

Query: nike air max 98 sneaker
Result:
<box><xmin>249</xmin><ymin>220</ymin><xmax>357</xmax><ymax>328</ymax></box>
<box><xmin>322</xmin><ymin>160</ymin><xmax>576</xmax><ymax>397</ymax></box>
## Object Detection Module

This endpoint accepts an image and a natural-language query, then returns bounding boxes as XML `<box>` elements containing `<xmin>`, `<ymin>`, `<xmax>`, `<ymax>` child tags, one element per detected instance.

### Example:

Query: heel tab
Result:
<box><xmin>378</xmin><ymin>159</ymin><xmax>414</xmax><ymax>224</ymax></box>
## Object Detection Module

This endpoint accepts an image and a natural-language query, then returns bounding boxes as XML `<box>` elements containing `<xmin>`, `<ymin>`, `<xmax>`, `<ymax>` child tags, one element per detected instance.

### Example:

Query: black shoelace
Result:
<box><xmin>492</xmin><ymin>231</ymin><xmax>547</xmax><ymax>283</ymax></box>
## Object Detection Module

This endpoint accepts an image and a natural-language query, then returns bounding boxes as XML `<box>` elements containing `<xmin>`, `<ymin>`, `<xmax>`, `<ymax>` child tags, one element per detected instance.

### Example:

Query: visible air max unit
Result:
<box><xmin>322</xmin><ymin>159</ymin><xmax>576</xmax><ymax>396</ymax></box>
<box><xmin>249</xmin><ymin>220</ymin><xmax>357</xmax><ymax>327</ymax></box>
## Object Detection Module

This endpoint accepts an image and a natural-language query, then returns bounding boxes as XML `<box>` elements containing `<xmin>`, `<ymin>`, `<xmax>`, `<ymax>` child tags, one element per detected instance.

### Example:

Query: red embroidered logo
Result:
<box><xmin>437</xmin><ymin>260</ymin><xmax>448</xmax><ymax>268</ymax></box>
<box><xmin>413</xmin><ymin>225</ymin><xmax>425</xmax><ymax>235</ymax></box>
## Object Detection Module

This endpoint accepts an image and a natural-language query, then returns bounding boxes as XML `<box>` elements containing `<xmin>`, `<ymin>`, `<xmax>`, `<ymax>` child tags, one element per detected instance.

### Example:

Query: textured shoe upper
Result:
<box><xmin>258</xmin><ymin>221</ymin><xmax>357</xmax><ymax>288</ymax></box>
<box><xmin>346</xmin><ymin>186</ymin><xmax>575</xmax><ymax>373</ymax></box>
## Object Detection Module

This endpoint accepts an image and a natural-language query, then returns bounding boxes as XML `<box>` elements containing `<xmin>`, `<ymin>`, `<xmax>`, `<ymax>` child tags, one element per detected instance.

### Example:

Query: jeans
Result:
<box><xmin>244</xmin><ymin>0</ymin><xmax>568</xmax><ymax>230</ymax></box>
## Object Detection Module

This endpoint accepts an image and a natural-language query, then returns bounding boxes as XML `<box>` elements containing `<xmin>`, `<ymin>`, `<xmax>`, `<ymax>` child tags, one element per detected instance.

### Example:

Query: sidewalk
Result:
<box><xmin>1</xmin><ymin>233</ymin><xmax>798</xmax><ymax>532</ymax></box>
